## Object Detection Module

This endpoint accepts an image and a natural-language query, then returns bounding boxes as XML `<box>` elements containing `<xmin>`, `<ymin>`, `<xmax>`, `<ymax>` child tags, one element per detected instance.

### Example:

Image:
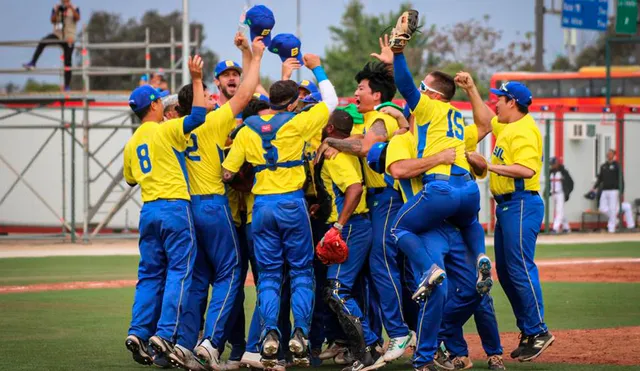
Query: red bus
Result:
<box><xmin>490</xmin><ymin>66</ymin><xmax>640</xmax><ymax>106</ymax></box>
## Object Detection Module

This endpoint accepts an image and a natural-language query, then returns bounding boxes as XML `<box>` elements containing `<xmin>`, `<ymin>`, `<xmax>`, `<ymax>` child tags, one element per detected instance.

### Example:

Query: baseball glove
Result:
<box><xmin>388</xmin><ymin>9</ymin><xmax>419</xmax><ymax>52</ymax></box>
<box><xmin>316</xmin><ymin>227</ymin><xmax>349</xmax><ymax>265</ymax></box>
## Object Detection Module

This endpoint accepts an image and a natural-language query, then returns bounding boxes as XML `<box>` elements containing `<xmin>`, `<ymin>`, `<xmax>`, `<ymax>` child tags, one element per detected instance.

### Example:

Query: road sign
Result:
<box><xmin>562</xmin><ymin>0</ymin><xmax>609</xmax><ymax>31</ymax></box>
<box><xmin>616</xmin><ymin>0</ymin><xmax>638</xmax><ymax>34</ymax></box>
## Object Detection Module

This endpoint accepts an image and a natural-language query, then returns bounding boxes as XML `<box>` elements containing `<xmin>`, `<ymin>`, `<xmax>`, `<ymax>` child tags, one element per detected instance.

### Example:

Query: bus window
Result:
<box><xmin>559</xmin><ymin>78</ymin><xmax>591</xmax><ymax>97</ymax></box>
<box><xmin>592</xmin><ymin>78</ymin><xmax>624</xmax><ymax>97</ymax></box>
<box><xmin>526</xmin><ymin>80</ymin><xmax>559</xmax><ymax>98</ymax></box>
<box><xmin>623</xmin><ymin>78</ymin><xmax>640</xmax><ymax>96</ymax></box>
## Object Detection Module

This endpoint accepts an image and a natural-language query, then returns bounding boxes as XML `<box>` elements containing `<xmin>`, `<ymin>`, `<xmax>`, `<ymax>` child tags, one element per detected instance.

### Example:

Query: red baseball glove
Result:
<box><xmin>316</xmin><ymin>226</ymin><xmax>349</xmax><ymax>265</ymax></box>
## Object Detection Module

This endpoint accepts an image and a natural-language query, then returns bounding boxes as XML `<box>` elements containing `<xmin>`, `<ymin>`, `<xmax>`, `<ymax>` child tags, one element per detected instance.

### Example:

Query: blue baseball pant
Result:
<box><xmin>129</xmin><ymin>199</ymin><xmax>197</xmax><ymax>344</ymax></box>
<box><xmin>177</xmin><ymin>195</ymin><xmax>241</xmax><ymax>350</ymax></box>
<box><xmin>392</xmin><ymin>175</ymin><xmax>485</xmax><ymax>276</ymax></box>
<box><xmin>309</xmin><ymin>217</ymin><xmax>330</xmax><ymax>350</ymax></box>
<box><xmin>245</xmin><ymin>223</ymin><xmax>292</xmax><ymax>357</ymax></box>
<box><xmin>366</xmin><ymin>187</ymin><xmax>409</xmax><ymax>339</ymax></box>
<box><xmin>410</xmin><ymin>227</ymin><xmax>450</xmax><ymax>368</ymax></box>
<box><xmin>252</xmin><ymin>190</ymin><xmax>315</xmax><ymax>340</ymax></box>
<box><xmin>439</xmin><ymin>223</ymin><xmax>502</xmax><ymax>357</ymax></box>
<box><xmin>326</xmin><ymin>215</ymin><xmax>379</xmax><ymax>347</ymax></box>
<box><xmin>495</xmin><ymin>191</ymin><xmax>547</xmax><ymax>336</ymax></box>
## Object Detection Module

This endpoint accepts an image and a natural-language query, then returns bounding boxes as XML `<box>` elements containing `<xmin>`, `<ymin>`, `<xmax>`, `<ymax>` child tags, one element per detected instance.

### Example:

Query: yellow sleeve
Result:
<box><xmin>201</xmin><ymin>103</ymin><xmax>236</xmax><ymax>147</ymax></box>
<box><xmin>464</xmin><ymin>124</ymin><xmax>479</xmax><ymax>152</ymax></box>
<box><xmin>325</xmin><ymin>154</ymin><xmax>361</xmax><ymax>193</ymax></box>
<box><xmin>511</xmin><ymin>129</ymin><xmax>540</xmax><ymax>173</ymax></box>
<box><xmin>160</xmin><ymin>117</ymin><xmax>190</xmax><ymax>151</ymax></box>
<box><xmin>294</xmin><ymin>102</ymin><xmax>330</xmax><ymax>142</ymax></box>
<box><xmin>123</xmin><ymin>142</ymin><xmax>135</xmax><ymax>185</ymax></box>
<box><xmin>491</xmin><ymin>116</ymin><xmax>507</xmax><ymax>138</ymax></box>
<box><xmin>374</xmin><ymin>112</ymin><xmax>399</xmax><ymax>137</ymax></box>
<box><xmin>385</xmin><ymin>133</ymin><xmax>414</xmax><ymax>173</ymax></box>
<box><xmin>221</xmin><ymin>128</ymin><xmax>248</xmax><ymax>173</ymax></box>
<box><xmin>412</xmin><ymin>94</ymin><xmax>436</xmax><ymax>125</ymax></box>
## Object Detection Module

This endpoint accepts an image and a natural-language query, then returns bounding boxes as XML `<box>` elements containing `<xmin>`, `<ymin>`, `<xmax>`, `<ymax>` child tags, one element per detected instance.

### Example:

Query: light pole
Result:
<box><xmin>182</xmin><ymin>0</ymin><xmax>190</xmax><ymax>86</ymax></box>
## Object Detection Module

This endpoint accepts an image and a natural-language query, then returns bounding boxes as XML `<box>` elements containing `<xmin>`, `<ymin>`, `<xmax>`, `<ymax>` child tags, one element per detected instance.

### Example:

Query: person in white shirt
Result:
<box><xmin>549</xmin><ymin>158</ymin><xmax>573</xmax><ymax>234</ymax></box>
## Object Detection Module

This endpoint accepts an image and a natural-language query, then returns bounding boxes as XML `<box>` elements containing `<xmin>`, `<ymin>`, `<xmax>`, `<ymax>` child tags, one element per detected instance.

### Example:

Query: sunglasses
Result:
<box><xmin>419</xmin><ymin>81</ymin><xmax>445</xmax><ymax>97</ymax></box>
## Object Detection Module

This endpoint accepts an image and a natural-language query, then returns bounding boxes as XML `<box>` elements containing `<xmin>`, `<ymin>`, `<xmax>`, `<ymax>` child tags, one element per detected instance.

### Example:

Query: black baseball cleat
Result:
<box><xmin>261</xmin><ymin>330</ymin><xmax>280</xmax><ymax>369</ymax></box>
<box><xmin>289</xmin><ymin>327</ymin><xmax>311</xmax><ymax>367</ymax></box>
<box><xmin>510</xmin><ymin>332</ymin><xmax>528</xmax><ymax>359</ymax></box>
<box><xmin>518</xmin><ymin>332</ymin><xmax>555</xmax><ymax>362</ymax></box>
<box><xmin>341</xmin><ymin>346</ymin><xmax>386</xmax><ymax>371</ymax></box>
<box><xmin>433</xmin><ymin>343</ymin><xmax>454</xmax><ymax>370</ymax></box>
<box><xmin>125</xmin><ymin>335</ymin><xmax>153</xmax><ymax>366</ymax></box>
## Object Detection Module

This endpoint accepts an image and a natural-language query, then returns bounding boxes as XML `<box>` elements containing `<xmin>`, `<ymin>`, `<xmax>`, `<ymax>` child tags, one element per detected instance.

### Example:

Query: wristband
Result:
<box><xmin>312</xmin><ymin>66</ymin><xmax>328</xmax><ymax>83</ymax></box>
<box><xmin>333</xmin><ymin>222</ymin><xmax>343</xmax><ymax>232</ymax></box>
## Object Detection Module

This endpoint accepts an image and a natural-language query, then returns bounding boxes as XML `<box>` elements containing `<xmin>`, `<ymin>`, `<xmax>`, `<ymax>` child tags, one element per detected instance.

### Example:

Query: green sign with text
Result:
<box><xmin>616</xmin><ymin>0</ymin><xmax>638</xmax><ymax>34</ymax></box>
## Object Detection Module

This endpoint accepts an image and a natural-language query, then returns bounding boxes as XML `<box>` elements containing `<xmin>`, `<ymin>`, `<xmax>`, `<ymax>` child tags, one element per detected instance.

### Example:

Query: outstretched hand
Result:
<box><xmin>370</xmin><ymin>35</ymin><xmax>393</xmax><ymax>65</ymax></box>
<box><xmin>188</xmin><ymin>55</ymin><xmax>204</xmax><ymax>81</ymax></box>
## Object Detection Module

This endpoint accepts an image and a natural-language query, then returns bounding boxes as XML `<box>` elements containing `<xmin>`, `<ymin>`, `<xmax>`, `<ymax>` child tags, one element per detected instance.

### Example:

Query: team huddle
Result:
<box><xmin>123</xmin><ymin>7</ymin><xmax>554</xmax><ymax>371</ymax></box>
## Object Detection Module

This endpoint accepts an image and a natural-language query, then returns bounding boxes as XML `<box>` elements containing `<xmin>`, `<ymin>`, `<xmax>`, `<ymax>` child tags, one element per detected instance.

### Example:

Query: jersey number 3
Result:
<box><xmin>136</xmin><ymin>144</ymin><xmax>152</xmax><ymax>174</ymax></box>
<box><xmin>446</xmin><ymin>109</ymin><xmax>464</xmax><ymax>140</ymax></box>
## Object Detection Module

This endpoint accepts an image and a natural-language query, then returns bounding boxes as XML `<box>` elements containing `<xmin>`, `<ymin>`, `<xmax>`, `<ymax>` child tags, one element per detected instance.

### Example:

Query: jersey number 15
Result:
<box><xmin>446</xmin><ymin>109</ymin><xmax>464</xmax><ymax>140</ymax></box>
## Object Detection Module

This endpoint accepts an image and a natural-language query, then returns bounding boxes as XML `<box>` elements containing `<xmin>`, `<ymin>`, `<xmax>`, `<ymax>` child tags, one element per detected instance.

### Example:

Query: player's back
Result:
<box><xmin>320</xmin><ymin>152</ymin><xmax>368</xmax><ymax>223</ymax></box>
<box><xmin>412</xmin><ymin>95</ymin><xmax>470</xmax><ymax>176</ymax></box>
<box><xmin>123</xmin><ymin>118</ymin><xmax>191</xmax><ymax>202</ymax></box>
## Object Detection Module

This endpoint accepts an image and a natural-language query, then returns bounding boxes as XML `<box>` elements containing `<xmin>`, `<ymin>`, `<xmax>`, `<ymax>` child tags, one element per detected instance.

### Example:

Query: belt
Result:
<box><xmin>144</xmin><ymin>198</ymin><xmax>188</xmax><ymax>204</ymax></box>
<box><xmin>422</xmin><ymin>173</ymin><xmax>472</xmax><ymax>184</ymax></box>
<box><xmin>494</xmin><ymin>191</ymin><xmax>539</xmax><ymax>204</ymax></box>
<box><xmin>367</xmin><ymin>187</ymin><xmax>387</xmax><ymax>195</ymax></box>
<box><xmin>190</xmin><ymin>194</ymin><xmax>227</xmax><ymax>204</ymax></box>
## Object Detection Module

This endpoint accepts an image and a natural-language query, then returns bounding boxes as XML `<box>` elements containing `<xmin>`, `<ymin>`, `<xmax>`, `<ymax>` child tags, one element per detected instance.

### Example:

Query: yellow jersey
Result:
<box><xmin>184</xmin><ymin>103</ymin><xmax>236</xmax><ymax>196</ymax></box>
<box><xmin>123</xmin><ymin>118</ymin><xmax>191</xmax><ymax>202</ymax></box>
<box><xmin>303</xmin><ymin>139</ymin><xmax>319</xmax><ymax>198</ymax></box>
<box><xmin>410</xmin><ymin>95</ymin><xmax>470</xmax><ymax>176</ymax></box>
<box><xmin>222</xmin><ymin>103</ymin><xmax>330</xmax><ymax>195</ymax></box>
<box><xmin>320</xmin><ymin>152</ymin><xmax>368</xmax><ymax>223</ymax></box>
<box><xmin>351</xmin><ymin>110</ymin><xmax>399</xmax><ymax>189</ymax></box>
<box><xmin>489</xmin><ymin>115</ymin><xmax>542</xmax><ymax>195</ymax></box>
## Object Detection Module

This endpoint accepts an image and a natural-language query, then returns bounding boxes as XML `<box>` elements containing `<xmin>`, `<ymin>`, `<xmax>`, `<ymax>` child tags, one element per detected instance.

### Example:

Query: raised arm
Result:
<box><xmin>182</xmin><ymin>55</ymin><xmax>206</xmax><ymax>133</ymax></box>
<box><xmin>303</xmin><ymin>54</ymin><xmax>338</xmax><ymax>113</ymax></box>
<box><xmin>393</xmin><ymin>52</ymin><xmax>421</xmax><ymax>110</ymax></box>
<box><xmin>228</xmin><ymin>37</ymin><xmax>266</xmax><ymax>116</ymax></box>
<box><xmin>235</xmin><ymin>31</ymin><xmax>253</xmax><ymax>77</ymax></box>
<box><xmin>455</xmin><ymin>71</ymin><xmax>494</xmax><ymax>140</ymax></box>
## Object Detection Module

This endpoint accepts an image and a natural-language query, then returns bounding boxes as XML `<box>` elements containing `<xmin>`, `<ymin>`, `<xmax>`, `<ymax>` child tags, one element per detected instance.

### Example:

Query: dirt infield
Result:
<box><xmin>464</xmin><ymin>327</ymin><xmax>640</xmax><ymax>366</ymax></box>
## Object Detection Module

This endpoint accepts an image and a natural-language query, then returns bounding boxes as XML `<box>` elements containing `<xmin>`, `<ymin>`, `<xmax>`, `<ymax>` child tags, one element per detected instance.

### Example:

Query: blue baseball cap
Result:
<box><xmin>490</xmin><ymin>81</ymin><xmax>533</xmax><ymax>107</ymax></box>
<box><xmin>366</xmin><ymin>142</ymin><xmax>389</xmax><ymax>174</ymax></box>
<box><xmin>301</xmin><ymin>91</ymin><xmax>322</xmax><ymax>104</ymax></box>
<box><xmin>215</xmin><ymin>60</ymin><xmax>243</xmax><ymax>79</ymax></box>
<box><xmin>129</xmin><ymin>85</ymin><xmax>169</xmax><ymax>112</ymax></box>
<box><xmin>298</xmin><ymin>79</ymin><xmax>318</xmax><ymax>95</ymax></box>
<box><xmin>253</xmin><ymin>92</ymin><xmax>270</xmax><ymax>102</ymax></box>
<box><xmin>269</xmin><ymin>33</ymin><xmax>303</xmax><ymax>63</ymax></box>
<box><xmin>244</xmin><ymin>5</ymin><xmax>275</xmax><ymax>47</ymax></box>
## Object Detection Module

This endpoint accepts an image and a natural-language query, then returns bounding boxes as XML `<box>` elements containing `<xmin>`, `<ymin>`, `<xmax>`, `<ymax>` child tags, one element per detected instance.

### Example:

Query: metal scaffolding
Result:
<box><xmin>0</xmin><ymin>26</ymin><xmax>200</xmax><ymax>243</ymax></box>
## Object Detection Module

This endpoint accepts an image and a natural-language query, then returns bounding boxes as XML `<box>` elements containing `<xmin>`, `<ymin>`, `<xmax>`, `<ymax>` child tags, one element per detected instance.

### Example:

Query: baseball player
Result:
<box><xmin>384</xmin><ymin>14</ymin><xmax>492</xmax><ymax>304</ymax></box>
<box><xmin>123</xmin><ymin>56</ymin><xmax>206</xmax><ymax>367</ymax></box>
<box><xmin>549</xmin><ymin>157</ymin><xmax>574</xmax><ymax>234</ymax></box>
<box><xmin>464</xmin><ymin>75</ymin><xmax>555</xmax><ymax>362</ymax></box>
<box><xmin>317</xmin><ymin>61</ymin><xmax>414</xmax><ymax>363</ymax></box>
<box><xmin>590</xmin><ymin>149</ymin><xmax>626</xmax><ymax>233</ymax></box>
<box><xmin>157</xmin><ymin>37</ymin><xmax>265</xmax><ymax>371</ymax></box>
<box><xmin>314</xmin><ymin>109</ymin><xmax>384</xmax><ymax>371</ymax></box>
<box><xmin>222</xmin><ymin>53</ymin><xmax>338</xmax><ymax>368</ymax></box>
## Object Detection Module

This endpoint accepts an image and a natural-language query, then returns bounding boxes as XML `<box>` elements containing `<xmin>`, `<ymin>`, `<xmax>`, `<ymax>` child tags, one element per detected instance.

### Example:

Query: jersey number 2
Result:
<box><xmin>446</xmin><ymin>110</ymin><xmax>464</xmax><ymax>140</ymax></box>
<box><xmin>136</xmin><ymin>144</ymin><xmax>152</xmax><ymax>174</ymax></box>
<box><xmin>185</xmin><ymin>133</ymin><xmax>201</xmax><ymax>161</ymax></box>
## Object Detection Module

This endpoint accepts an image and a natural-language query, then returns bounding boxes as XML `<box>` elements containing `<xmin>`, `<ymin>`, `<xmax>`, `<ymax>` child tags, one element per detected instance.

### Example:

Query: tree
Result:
<box><xmin>3</xmin><ymin>82</ymin><xmax>19</xmax><ymax>94</ymax></box>
<box><xmin>439</xmin><ymin>62</ymin><xmax>489</xmax><ymax>101</ymax></box>
<box><xmin>426</xmin><ymin>15</ymin><xmax>535</xmax><ymax>81</ymax></box>
<box><xmin>23</xmin><ymin>79</ymin><xmax>60</xmax><ymax>93</ymax></box>
<box><xmin>78</xmin><ymin>10</ymin><xmax>218</xmax><ymax>91</ymax></box>
<box><xmin>550</xmin><ymin>55</ymin><xmax>574</xmax><ymax>71</ymax></box>
<box><xmin>323</xmin><ymin>0</ymin><xmax>434</xmax><ymax>97</ymax></box>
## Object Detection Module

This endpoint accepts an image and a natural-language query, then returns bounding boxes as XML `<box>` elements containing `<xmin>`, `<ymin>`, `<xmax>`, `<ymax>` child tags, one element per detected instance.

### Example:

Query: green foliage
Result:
<box><xmin>80</xmin><ymin>10</ymin><xmax>218</xmax><ymax>91</ymax></box>
<box><xmin>23</xmin><ymin>78</ymin><xmax>61</xmax><ymax>93</ymax></box>
<box><xmin>323</xmin><ymin>0</ymin><xmax>432</xmax><ymax>97</ymax></box>
<box><xmin>439</xmin><ymin>62</ymin><xmax>489</xmax><ymax>101</ymax></box>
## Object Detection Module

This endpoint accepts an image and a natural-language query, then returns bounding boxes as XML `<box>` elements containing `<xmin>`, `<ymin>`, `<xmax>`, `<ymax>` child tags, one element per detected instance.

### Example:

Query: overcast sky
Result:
<box><xmin>0</xmin><ymin>0</ymin><xmax>612</xmax><ymax>89</ymax></box>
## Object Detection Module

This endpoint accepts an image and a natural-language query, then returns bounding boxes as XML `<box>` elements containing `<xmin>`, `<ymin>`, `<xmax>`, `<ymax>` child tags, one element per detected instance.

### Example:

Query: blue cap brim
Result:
<box><xmin>158</xmin><ymin>90</ymin><xmax>170</xmax><ymax>98</ymax></box>
<box><xmin>490</xmin><ymin>88</ymin><xmax>508</xmax><ymax>97</ymax></box>
<box><xmin>250</xmin><ymin>30</ymin><xmax>272</xmax><ymax>47</ymax></box>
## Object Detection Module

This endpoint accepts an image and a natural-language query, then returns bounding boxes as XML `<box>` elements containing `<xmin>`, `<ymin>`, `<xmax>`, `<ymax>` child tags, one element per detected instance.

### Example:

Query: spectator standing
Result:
<box><xmin>549</xmin><ymin>157</ymin><xmax>573</xmax><ymax>234</ymax></box>
<box><xmin>23</xmin><ymin>0</ymin><xmax>80</xmax><ymax>91</ymax></box>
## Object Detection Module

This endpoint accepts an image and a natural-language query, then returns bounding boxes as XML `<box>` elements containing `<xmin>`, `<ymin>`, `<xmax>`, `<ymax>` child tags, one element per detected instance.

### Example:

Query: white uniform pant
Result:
<box><xmin>622</xmin><ymin>202</ymin><xmax>636</xmax><ymax>229</ymax></box>
<box><xmin>599</xmin><ymin>190</ymin><xmax>620</xmax><ymax>233</ymax></box>
<box><xmin>552</xmin><ymin>192</ymin><xmax>570</xmax><ymax>232</ymax></box>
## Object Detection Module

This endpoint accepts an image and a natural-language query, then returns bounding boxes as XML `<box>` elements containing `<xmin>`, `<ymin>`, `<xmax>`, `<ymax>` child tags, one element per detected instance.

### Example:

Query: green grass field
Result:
<box><xmin>1</xmin><ymin>242</ymin><xmax>639</xmax><ymax>370</ymax></box>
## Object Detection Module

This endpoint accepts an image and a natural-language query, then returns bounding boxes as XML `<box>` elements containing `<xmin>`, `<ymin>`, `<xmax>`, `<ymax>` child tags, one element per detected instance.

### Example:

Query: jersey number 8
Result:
<box><xmin>446</xmin><ymin>109</ymin><xmax>464</xmax><ymax>140</ymax></box>
<box><xmin>136</xmin><ymin>144</ymin><xmax>152</xmax><ymax>174</ymax></box>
